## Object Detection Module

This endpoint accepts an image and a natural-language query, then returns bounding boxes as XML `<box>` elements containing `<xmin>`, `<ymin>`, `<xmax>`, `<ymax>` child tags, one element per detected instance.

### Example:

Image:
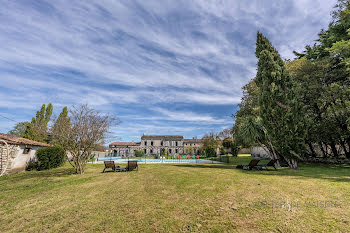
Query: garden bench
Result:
<box><xmin>126</xmin><ymin>160</ymin><xmax>138</xmax><ymax>171</ymax></box>
<box><xmin>103</xmin><ymin>161</ymin><xmax>116</xmax><ymax>172</ymax></box>
<box><xmin>236</xmin><ymin>159</ymin><xmax>260</xmax><ymax>170</ymax></box>
<box><xmin>255</xmin><ymin>159</ymin><xmax>278</xmax><ymax>170</ymax></box>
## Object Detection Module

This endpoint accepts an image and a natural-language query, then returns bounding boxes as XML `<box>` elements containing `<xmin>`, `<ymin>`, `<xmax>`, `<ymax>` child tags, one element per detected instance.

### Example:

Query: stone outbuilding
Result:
<box><xmin>0</xmin><ymin>133</ymin><xmax>50</xmax><ymax>175</ymax></box>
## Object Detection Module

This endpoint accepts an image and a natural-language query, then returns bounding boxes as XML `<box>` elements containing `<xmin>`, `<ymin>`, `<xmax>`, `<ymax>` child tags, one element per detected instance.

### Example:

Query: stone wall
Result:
<box><xmin>1</xmin><ymin>144</ymin><xmax>44</xmax><ymax>175</ymax></box>
<box><xmin>302</xmin><ymin>157</ymin><xmax>350</xmax><ymax>165</ymax></box>
<box><xmin>251</xmin><ymin>146</ymin><xmax>270</xmax><ymax>159</ymax></box>
<box><xmin>0</xmin><ymin>144</ymin><xmax>20</xmax><ymax>175</ymax></box>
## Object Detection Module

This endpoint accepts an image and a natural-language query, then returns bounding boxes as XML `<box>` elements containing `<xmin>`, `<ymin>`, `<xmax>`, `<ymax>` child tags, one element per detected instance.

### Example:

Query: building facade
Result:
<box><xmin>109</xmin><ymin>135</ymin><xmax>203</xmax><ymax>157</ymax></box>
<box><xmin>0</xmin><ymin>133</ymin><xmax>50</xmax><ymax>175</ymax></box>
<box><xmin>183</xmin><ymin>139</ymin><xmax>203</xmax><ymax>154</ymax></box>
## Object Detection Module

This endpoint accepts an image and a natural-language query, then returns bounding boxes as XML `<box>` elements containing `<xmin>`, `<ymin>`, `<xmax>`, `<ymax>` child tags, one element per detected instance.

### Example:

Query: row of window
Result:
<box><xmin>114</xmin><ymin>148</ymin><xmax>180</xmax><ymax>154</ymax></box>
<box><xmin>145</xmin><ymin>148</ymin><xmax>179</xmax><ymax>154</ymax></box>
<box><xmin>184</xmin><ymin>143</ymin><xmax>199</xmax><ymax>146</ymax></box>
<box><xmin>144</xmin><ymin>141</ymin><xmax>180</xmax><ymax>146</ymax></box>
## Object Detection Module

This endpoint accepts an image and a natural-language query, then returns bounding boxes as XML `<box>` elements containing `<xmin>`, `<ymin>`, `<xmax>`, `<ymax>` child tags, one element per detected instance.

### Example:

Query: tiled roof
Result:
<box><xmin>110</xmin><ymin>142</ymin><xmax>140</xmax><ymax>146</ymax></box>
<box><xmin>0</xmin><ymin>133</ymin><xmax>50</xmax><ymax>147</ymax></box>
<box><xmin>141</xmin><ymin>135</ymin><xmax>183</xmax><ymax>139</ymax></box>
<box><xmin>184</xmin><ymin>139</ymin><xmax>202</xmax><ymax>143</ymax></box>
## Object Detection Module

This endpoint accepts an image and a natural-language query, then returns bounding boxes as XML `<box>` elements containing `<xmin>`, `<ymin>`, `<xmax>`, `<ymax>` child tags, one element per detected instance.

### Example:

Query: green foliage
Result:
<box><xmin>288</xmin><ymin>1</ymin><xmax>350</xmax><ymax>159</ymax></box>
<box><xmin>234</xmin><ymin>1</ymin><xmax>350</xmax><ymax>167</ymax></box>
<box><xmin>219</xmin><ymin>147</ymin><xmax>225</xmax><ymax>155</ymax></box>
<box><xmin>328</xmin><ymin>29</ymin><xmax>350</xmax><ymax>69</ymax></box>
<box><xmin>23</xmin><ymin>103</ymin><xmax>53</xmax><ymax>143</ymax></box>
<box><xmin>8</xmin><ymin>121</ymin><xmax>30</xmax><ymax>137</ymax></box>
<box><xmin>134</xmin><ymin>150</ymin><xmax>145</xmax><ymax>157</ymax></box>
<box><xmin>255</xmin><ymin>32</ymin><xmax>307</xmax><ymax>168</ymax></box>
<box><xmin>35</xmin><ymin>146</ymin><xmax>66</xmax><ymax>170</ymax></box>
<box><xmin>232</xmin><ymin>80</ymin><xmax>260</xmax><ymax>148</ymax></box>
<box><xmin>221</xmin><ymin>137</ymin><xmax>238</xmax><ymax>157</ymax></box>
<box><xmin>51</xmin><ymin>106</ymin><xmax>70</xmax><ymax>146</ymax></box>
<box><xmin>25</xmin><ymin>158</ymin><xmax>38</xmax><ymax>171</ymax></box>
<box><xmin>160</xmin><ymin>148</ymin><xmax>166</xmax><ymax>156</ymax></box>
<box><xmin>235</xmin><ymin>116</ymin><xmax>266</xmax><ymax>147</ymax></box>
<box><xmin>222</xmin><ymin>137</ymin><xmax>233</xmax><ymax>149</ymax></box>
<box><xmin>185</xmin><ymin>145</ymin><xmax>194</xmax><ymax>154</ymax></box>
<box><xmin>202</xmin><ymin>132</ymin><xmax>218</xmax><ymax>157</ymax></box>
<box><xmin>230</xmin><ymin>144</ymin><xmax>239</xmax><ymax>157</ymax></box>
<box><xmin>89</xmin><ymin>153</ymin><xmax>96</xmax><ymax>162</ymax></box>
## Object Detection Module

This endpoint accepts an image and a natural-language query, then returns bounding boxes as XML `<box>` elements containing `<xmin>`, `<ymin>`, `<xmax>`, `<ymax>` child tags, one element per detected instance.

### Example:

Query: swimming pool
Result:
<box><xmin>97</xmin><ymin>157</ymin><xmax>221</xmax><ymax>164</ymax></box>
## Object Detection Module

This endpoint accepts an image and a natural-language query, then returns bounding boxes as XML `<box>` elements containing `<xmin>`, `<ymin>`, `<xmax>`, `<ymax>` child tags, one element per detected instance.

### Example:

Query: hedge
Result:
<box><xmin>36</xmin><ymin>146</ymin><xmax>66</xmax><ymax>170</ymax></box>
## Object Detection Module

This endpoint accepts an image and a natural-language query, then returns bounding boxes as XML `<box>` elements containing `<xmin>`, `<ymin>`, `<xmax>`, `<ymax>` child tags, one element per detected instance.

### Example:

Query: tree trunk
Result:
<box><xmin>340</xmin><ymin>140</ymin><xmax>350</xmax><ymax>159</ymax></box>
<box><xmin>307</xmin><ymin>142</ymin><xmax>317</xmax><ymax>157</ymax></box>
<box><xmin>266</xmin><ymin>141</ymin><xmax>281</xmax><ymax>168</ymax></box>
<box><xmin>319</xmin><ymin>142</ymin><xmax>328</xmax><ymax>157</ymax></box>
<box><xmin>285</xmin><ymin>158</ymin><xmax>298</xmax><ymax>169</ymax></box>
<box><xmin>330</xmin><ymin>141</ymin><xmax>339</xmax><ymax>158</ymax></box>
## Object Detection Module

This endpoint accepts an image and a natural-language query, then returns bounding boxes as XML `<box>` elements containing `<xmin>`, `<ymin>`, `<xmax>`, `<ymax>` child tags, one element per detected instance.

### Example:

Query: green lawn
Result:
<box><xmin>0</xmin><ymin>156</ymin><xmax>349</xmax><ymax>232</ymax></box>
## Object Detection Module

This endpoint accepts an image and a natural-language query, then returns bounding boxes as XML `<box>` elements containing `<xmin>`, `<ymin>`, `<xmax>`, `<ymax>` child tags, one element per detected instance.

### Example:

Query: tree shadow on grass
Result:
<box><xmin>261</xmin><ymin>164</ymin><xmax>350</xmax><ymax>183</ymax></box>
<box><xmin>0</xmin><ymin>167</ymin><xmax>76</xmax><ymax>183</ymax></box>
<box><xmin>173</xmin><ymin>163</ymin><xmax>350</xmax><ymax>183</ymax></box>
<box><xmin>173</xmin><ymin>164</ymin><xmax>236</xmax><ymax>170</ymax></box>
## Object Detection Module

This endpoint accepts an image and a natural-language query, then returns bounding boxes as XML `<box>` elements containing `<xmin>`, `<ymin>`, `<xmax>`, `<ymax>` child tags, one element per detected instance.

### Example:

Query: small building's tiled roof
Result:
<box><xmin>184</xmin><ymin>139</ymin><xmax>202</xmax><ymax>143</ymax></box>
<box><xmin>0</xmin><ymin>133</ymin><xmax>50</xmax><ymax>147</ymax></box>
<box><xmin>141</xmin><ymin>135</ymin><xmax>183</xmax><ymax>140</ymax></box>
<box><xmin>110</xmin><ymin>142</ymin><xmax>140</xmax><ymax>146</ymax></box>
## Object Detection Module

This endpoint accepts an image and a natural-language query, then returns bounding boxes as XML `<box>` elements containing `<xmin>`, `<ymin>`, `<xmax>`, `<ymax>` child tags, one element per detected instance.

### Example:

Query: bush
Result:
<box><xmin>36</xmin><ymin>146</ymin><xmax>66</xmax><ymax>170</ymax></box>
<box><xmin>26</xmin><ymin>157</ymin><xmax>38</xmax><ymax>171</ymax></box>
<box><xmin>89</xmin><ymin>153</ymin><xmax>96</xmax><ymax>162</ymax></box>
<box><xmin>231</xmin><ymin>144</ymin><xmax>239</xmax><ymax>157</ymax></box>
<box><xmin>220</xmin><ymin>147</ymin><xmax>226</xmax><ymax>155</ymax></box>
<box><xmin>134</xmin><ymin>150</ymin><xmax>145</xmax><ymax>157</ymax></box>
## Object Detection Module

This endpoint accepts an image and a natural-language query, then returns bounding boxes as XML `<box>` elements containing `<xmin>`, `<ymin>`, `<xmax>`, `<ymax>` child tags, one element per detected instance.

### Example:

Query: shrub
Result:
<box><xmin>26</xmin><ymin>157</ymin><xmax>38</xmax><ymax>171</ymax></box>
<box><xmin>89</xmin><ymin>153</ymin><xmax>97</xmax><ymax>162</ymax></box>
<box><xmin>134</xmin><ymin>150</ymin><xmax>145</xmax><ymax>157</ymax></box>
<box><xmin>36</xmin><ymin>146</ymin><xmax>65</xmax><ymax>170</ymax></box>
<box><xmin>231</xmin><ymin>144</ymin><xmax>239</xmax><ymax>157</ymax></box>
<box><xmin>220</xmin><ymin>147</ymin><xmax>226</xmax><ymax>155</ymax></box>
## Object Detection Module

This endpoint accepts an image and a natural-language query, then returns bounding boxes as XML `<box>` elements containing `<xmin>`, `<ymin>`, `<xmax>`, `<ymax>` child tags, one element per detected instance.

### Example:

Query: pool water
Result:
<box><xmin>97</xmin><ymin>157</ymin><xmax>217</xmax><ymax>164</ymax></box>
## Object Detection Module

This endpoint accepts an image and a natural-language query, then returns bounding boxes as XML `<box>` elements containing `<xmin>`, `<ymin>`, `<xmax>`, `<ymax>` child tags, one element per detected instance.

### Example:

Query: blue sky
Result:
<box><xmin>0</xmin><ymin>0</ymin><xmax>336</xmax><ymax>142</ymax></box>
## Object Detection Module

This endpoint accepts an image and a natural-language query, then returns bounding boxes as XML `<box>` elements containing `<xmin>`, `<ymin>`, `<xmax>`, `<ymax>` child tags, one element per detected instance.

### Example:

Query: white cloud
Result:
<box><xmin>151</xmin><ymin>107</ymin><xmax>227</xmax><ymax>123</ymax></box>
<box><xmin>0</xmin><ymin>0</ymin><xmax>337</xmax><ymax>139</ymax></box>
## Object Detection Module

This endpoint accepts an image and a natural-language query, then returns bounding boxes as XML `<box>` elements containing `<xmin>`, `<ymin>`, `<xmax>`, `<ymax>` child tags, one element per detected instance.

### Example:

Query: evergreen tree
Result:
<box><xmin>8</xmin><ymin>121</ymin><xmax>30</xmax><ymax>137</ymax></box>
<box><xmin>291</xmin><ymin>0</ymin><xmax>350</xmax><ymax>158</ymax></box>
<box><xmin>255</xmin><ymin>32</ymin><xmax>307</xmax><ymax>169</ymax></box>
<box><xmin>51</xmin><ymin>106</ymin><xmax>70</xmax><ymax>146</ymax></box>
<box><xmin>24</xmin><ymin>103</ymin><xmax>53</xmax><ymax>142</ymax></box>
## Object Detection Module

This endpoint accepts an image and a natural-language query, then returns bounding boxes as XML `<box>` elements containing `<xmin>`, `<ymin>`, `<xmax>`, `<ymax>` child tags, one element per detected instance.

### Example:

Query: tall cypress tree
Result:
<box><xmin>24</xmin><ymin>103</ymin><xmax>53</xmax><ymax>142</ymax></box>
<box><xmin>51</xmin><ymin>106</ymin><xmax>70</xmax><ymax>146</ymax></box>
<box><xmin>255</xmin><ymin>32</ymin><xmax>306</xmax><ymax>169</ymax></box>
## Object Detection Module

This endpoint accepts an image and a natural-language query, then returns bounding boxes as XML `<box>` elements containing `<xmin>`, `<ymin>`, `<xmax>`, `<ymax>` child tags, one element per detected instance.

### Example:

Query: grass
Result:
<box><xmin>0</xmin><ymin>155</ymin><xmax>349</xmax><ymax>232</ymax></box>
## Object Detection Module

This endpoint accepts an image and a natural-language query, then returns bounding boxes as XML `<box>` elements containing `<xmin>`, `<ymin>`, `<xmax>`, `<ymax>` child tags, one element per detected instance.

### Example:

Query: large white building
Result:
<box><xmin>109</xmin><ymin>135</ymin><xmax>203</xmax><ymax>157</ymax></box>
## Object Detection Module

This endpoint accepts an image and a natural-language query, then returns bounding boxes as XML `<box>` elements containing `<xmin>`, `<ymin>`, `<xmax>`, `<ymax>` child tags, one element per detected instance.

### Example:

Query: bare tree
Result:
<box><xmin>51</xmin><ymin>104</ymin><xmax>117</xmax><ymax>174</ymax></box>
<box><xmin>218</xmin><ymin>128</ymin><xmax>233</xmax><ymax>140</ymax></box>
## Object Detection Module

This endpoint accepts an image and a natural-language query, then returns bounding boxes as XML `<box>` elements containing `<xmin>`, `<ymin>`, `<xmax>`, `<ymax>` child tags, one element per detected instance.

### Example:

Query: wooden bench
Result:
<box><xmin>126</xmin><ymin>160</ymin><xmax>138</xmax><ymax>171</ymax></box>
<box><xmin>103</xmin><ymin>160</ymin><xmax>138</xmax><ymax>173</ymax></box>
<box><xmin>255</xmin><ymin>159</ymin><xmax>278</xmax><ymax>170</ymax></box>
<box><xmin>103</xmin><ymin>161</ymin><xmax>116</xmax><ymax>172</ymax></box>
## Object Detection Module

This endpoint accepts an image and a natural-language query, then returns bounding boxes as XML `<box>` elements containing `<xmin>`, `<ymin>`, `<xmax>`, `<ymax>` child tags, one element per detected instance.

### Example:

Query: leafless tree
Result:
<box><xmin>217</xmin><ymin>128</ymin><xmax>233</xmax><ymax>140</ymax></box>
<box><xmin>51</xmin><ymin>104</ymin><xmax>117</xmax><ymax>174</ymax></box>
